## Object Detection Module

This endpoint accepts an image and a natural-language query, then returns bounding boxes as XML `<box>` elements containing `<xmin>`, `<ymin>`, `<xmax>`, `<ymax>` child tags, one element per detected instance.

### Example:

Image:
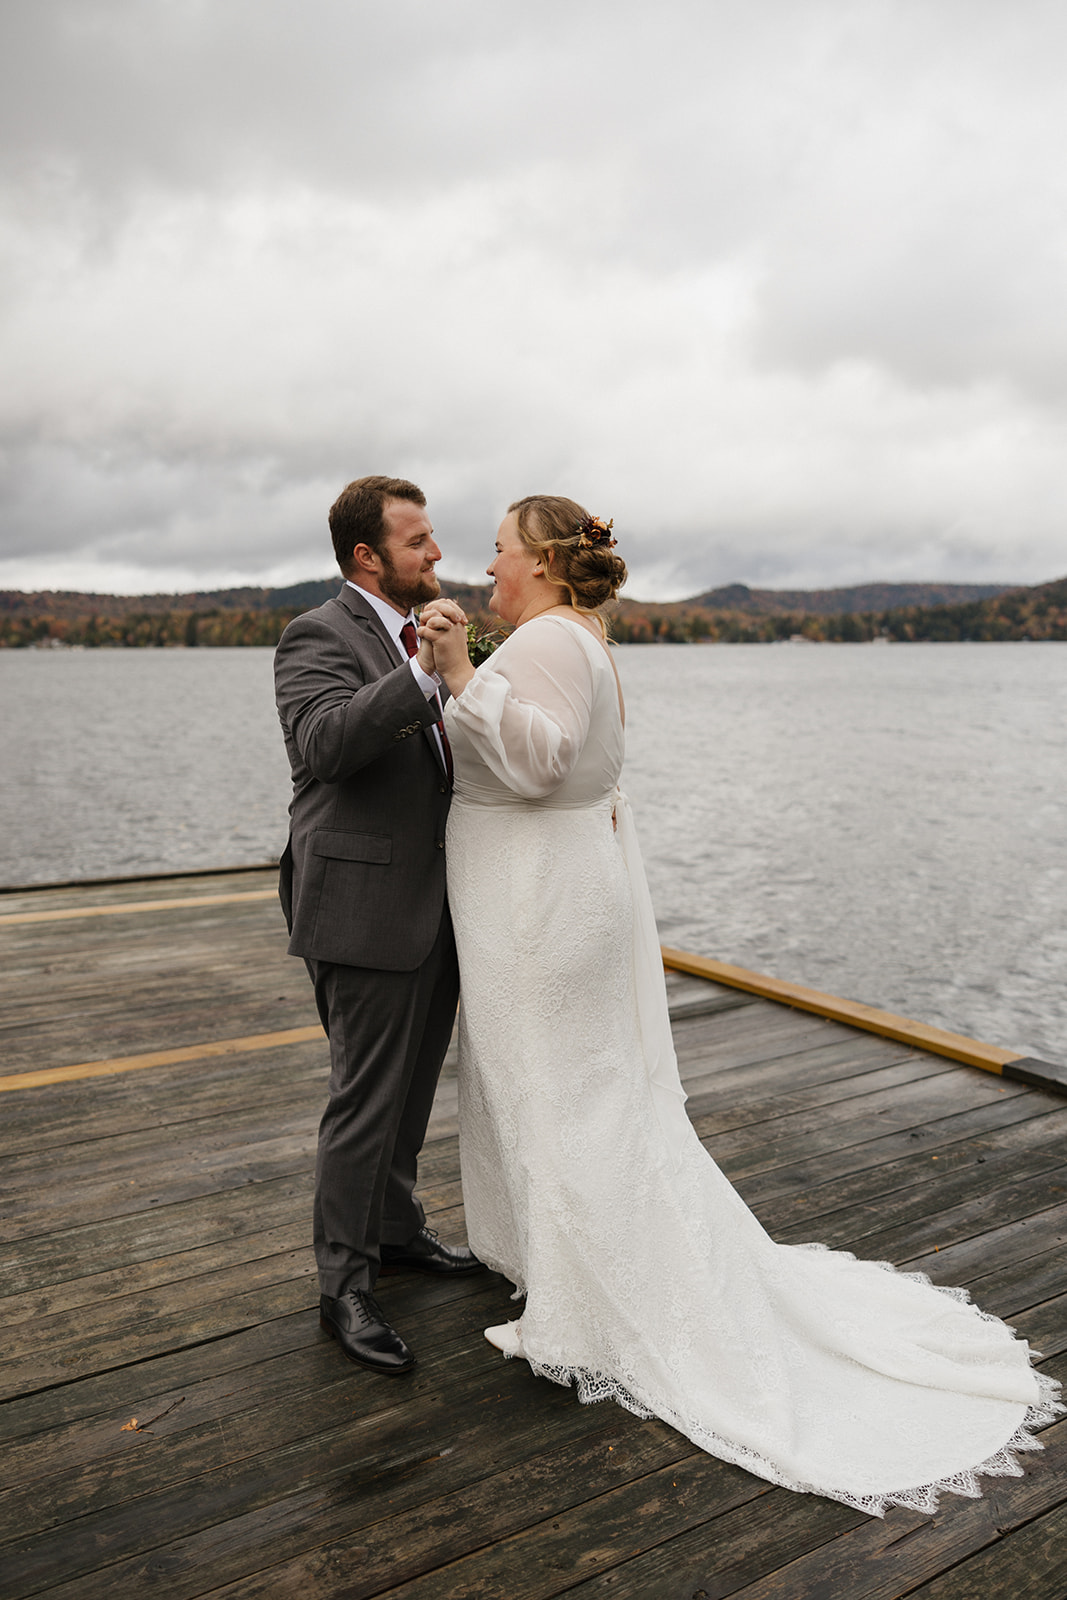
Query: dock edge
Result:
<box><xmin>660</xmin><ymin>946</ymin><xmax>1067</xmax><ymax>1097</ymax></box>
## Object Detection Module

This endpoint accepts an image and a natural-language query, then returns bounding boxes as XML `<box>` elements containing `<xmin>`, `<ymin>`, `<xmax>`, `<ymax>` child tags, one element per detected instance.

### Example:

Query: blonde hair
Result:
<box><xmin>508</xmin><ymin>496</ymin><xmax>628</xmax><ymax>627</ymax></box>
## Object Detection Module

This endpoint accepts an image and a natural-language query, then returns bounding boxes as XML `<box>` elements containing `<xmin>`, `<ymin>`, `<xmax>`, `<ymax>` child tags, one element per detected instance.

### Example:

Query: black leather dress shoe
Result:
<box><xmin>319</xmin><ymin>1288</ymin><xmax>415</xmax><ymax>1374</ymax></box>
<box><xmin>379</xmin><ymin>1226</ymin><xmax>484</xmax><ymax>1276</ymax></box>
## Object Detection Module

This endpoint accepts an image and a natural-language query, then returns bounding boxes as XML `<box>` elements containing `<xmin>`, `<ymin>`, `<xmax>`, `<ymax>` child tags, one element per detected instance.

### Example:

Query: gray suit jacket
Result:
<box><xmin>274</xmin><ymin>584</ymin><xmax>452</xmax><ymax>971</ymax></box>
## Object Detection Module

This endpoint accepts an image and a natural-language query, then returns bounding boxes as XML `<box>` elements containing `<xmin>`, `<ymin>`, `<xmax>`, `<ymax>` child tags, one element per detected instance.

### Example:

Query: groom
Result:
<box><xmin>274</xmin><ymin>475</ymin><xmax>480</xmax><ymax>1377</ymax></box>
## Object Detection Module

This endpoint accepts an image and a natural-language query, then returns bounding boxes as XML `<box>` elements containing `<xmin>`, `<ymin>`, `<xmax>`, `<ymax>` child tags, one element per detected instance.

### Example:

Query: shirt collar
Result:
<box><xmin>346</xmin><ymin>580</ymin><xmax>414</xmax><ymax>645</ymax></box>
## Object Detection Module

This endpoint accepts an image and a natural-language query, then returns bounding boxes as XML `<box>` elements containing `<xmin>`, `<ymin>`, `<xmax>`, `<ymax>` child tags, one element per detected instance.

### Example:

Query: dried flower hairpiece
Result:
<box><xmin>575</xmin><ymin>514</ymin><xmax>616</xmax><ymax>549</ymax></box>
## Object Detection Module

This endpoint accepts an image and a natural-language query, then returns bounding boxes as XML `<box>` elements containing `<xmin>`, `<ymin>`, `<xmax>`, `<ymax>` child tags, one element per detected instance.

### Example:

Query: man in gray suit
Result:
<box><xmin>275</xmin><ymin>475</ymin><xmax>481</xmax><ymax>1377</ymax></box>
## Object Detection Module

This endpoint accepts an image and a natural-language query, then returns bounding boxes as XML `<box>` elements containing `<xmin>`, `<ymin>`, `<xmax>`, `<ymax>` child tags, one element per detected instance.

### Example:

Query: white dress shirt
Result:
<box><xmin>346</xmin><ymin>581</ymin><xmax>447</xmax><ymax>763</ymax></box>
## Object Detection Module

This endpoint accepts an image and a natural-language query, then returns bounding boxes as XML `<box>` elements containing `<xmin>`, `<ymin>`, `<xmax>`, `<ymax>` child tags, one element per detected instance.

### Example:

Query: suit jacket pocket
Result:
<box><xmin>310</xmin><ymin>828</ymin><xmax>392</xmax><ymax>864</ymax></box>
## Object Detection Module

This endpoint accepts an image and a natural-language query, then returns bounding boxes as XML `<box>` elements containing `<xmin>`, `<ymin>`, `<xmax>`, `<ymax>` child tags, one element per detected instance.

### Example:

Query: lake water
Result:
<box><xmin>2</xmin><ymin>642</ymin><xmax>1064</xmax><ymax>1062</ymax></box>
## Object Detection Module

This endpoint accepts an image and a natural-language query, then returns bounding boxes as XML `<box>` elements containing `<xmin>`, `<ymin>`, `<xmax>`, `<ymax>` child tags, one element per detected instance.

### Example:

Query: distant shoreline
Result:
<box><xmin>2</xmin><ymin>573</ymin><xmax>1064</xmax><ymax>646</ymax></box>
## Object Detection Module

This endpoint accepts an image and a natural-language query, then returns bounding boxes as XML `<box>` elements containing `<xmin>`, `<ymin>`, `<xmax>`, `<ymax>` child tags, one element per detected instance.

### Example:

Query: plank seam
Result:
<box><xmin>0</xmin><ymin>1027</ymin><xmax>325</xmax><ymax>1092</ymax></box>
<box><xmin>0</xmin><ymin>889</ymin><xmax>279</xmax><ymax>926</ymax></box>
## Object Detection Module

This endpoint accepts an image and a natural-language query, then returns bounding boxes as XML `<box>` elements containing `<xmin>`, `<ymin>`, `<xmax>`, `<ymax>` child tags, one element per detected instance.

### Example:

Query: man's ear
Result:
<box><xmin>351</xmin><ymin>542</ymin><xmax>381</xmax><ymax>577</ymax></box>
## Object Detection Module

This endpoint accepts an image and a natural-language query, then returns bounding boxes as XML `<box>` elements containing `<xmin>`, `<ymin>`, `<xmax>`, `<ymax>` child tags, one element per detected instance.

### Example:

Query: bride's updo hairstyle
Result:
<box><xmin>508</xmin><ymin>495</ymin><xmax>628</xmax><ymax>625</ymax></box>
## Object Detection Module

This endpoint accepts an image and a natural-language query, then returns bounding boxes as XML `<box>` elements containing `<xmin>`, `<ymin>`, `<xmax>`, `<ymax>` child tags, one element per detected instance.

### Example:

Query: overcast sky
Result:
<box><xmin>2</xmin><ymin>0</ymin><xmax>1066</xmax><ymax>598</ymax></box>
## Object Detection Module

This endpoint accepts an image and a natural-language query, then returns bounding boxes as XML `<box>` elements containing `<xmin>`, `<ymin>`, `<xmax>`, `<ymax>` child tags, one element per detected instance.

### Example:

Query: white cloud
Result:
<box><xmin>2</xmin><ymin>0</ymin><xmax>1066</xmax><ymax>596</ymax></box>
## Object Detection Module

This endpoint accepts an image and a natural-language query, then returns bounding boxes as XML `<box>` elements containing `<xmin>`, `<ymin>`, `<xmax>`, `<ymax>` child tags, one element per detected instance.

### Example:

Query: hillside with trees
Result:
<box><xmin>609</xmin><ymin>576</ymin><xmax>1067</xmax><ymax>643</ymax></box>
<box><xmin>687</xmin><ymin>580</ymin><xmax>1012</xmax><ymax>616</ymax></box>
<box><xmin>2</xmin><ymin>575</ymin><xmax>1064</xmax><ymax>648</ymax></box>
<box><xmin>0</xmin><ymin>579</ymin><xmax>495</xmax><ymax>649</ymax></box>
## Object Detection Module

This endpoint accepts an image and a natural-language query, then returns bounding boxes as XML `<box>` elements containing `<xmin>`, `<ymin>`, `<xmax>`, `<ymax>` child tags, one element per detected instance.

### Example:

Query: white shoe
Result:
<box><xmin>484</xmin><ymin>1320</ymin><xmax>525</xmax><ymax>1359</ymax></box>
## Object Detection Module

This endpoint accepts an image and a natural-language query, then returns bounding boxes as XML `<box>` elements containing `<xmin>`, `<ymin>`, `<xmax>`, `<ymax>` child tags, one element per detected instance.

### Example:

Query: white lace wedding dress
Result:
<box><xmin>443</xmin><ymin>613</ymin><xmax>1061</xmax><ymax>1516</ymax></box>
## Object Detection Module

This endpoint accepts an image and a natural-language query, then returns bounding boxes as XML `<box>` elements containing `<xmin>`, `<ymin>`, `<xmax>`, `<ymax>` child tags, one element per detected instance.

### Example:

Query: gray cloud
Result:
<box><xmin>2</xmin><ymin>0</ymin><xmax>1066</xmax><ymax>597</ymax></box>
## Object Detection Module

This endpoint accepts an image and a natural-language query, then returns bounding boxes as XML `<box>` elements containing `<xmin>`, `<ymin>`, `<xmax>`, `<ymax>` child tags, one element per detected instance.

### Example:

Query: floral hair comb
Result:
<box><xmin>575</xmin><ymin>514</ymin><xmax>616</xmax><ymax>548</ymax></box>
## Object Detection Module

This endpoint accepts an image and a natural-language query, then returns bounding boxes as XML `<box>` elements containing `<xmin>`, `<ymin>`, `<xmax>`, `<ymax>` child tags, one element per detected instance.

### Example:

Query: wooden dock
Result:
<box><xmin>1</xmin><ymin>867</ymin><xmax>1066</xmax><ymax>1599</ymax></box>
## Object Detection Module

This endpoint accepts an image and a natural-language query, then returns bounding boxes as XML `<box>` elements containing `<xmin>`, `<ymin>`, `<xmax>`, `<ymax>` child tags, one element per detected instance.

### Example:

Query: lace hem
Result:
<box><xmin>524</xmin><ymin>1358</ymin><xmax>1062</xmax><ymax>1518</ymax></box>
<box><xmin>486</xmin><ymin>1254</ymin><xmax>1064</xmax><ymax>1520</ymax></box>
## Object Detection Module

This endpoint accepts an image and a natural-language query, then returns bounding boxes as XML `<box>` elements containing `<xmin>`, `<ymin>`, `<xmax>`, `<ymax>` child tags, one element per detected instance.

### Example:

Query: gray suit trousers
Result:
<box><xmin>306</xmin><ymin>906</ymin><xmax>459</xmax><ymax>1297</ymax></box>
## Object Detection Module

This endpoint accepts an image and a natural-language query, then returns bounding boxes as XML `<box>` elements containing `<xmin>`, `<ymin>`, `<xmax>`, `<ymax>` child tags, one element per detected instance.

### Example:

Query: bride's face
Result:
<box><xmin>486</xmin><ymin>513</ymin><xmax>543</xmax><ymax>623</ymax></box>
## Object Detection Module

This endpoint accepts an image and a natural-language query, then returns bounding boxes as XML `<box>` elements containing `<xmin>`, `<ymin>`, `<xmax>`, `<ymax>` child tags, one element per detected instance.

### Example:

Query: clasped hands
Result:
<box><xmin>417</xmin><ymin>599</ymin><xmax>476</xmax><ymax>697</ymax></box>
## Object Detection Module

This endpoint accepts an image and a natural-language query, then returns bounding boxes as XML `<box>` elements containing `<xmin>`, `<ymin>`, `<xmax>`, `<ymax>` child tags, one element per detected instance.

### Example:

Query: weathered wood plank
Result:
<box><xmin>0</xmin><ymin>889</ymin><xmax>278</xmax><ymax>927</ymax></box>
<box><xmin>682</xmin><ymin>1052</ymin><xmax>954</xmax><ymax>1131</ymax></box>
<box><xmin>0</xmin><ymin>909</ymin><xmax>306</xmax><ymax>1074</ymax></box>
<box><xmin>566</xmin><ymin>1485</ymin><xmax>860</xmax><ymax>1600</ymax></box>
<box><xmin>0</xmin><ymin>872</ymin><xmax>1063</xmax><ymax>1600</ymax></box>
<box><xmin>0</xmin><ymin>1270</ymin><xmax>497</xmax><ymax>1482</ymax></box>
<box><xmin>725</xmin><ymin>1090</ymin><xmax>1056</xmax><ymax>1204</ymax></box>
<box><xmin>0</xmin><ymin>1128</ymin><xmax>316</xmax><ymax>1240</ymax></box>
<box><xmin>0</xmin><ymin>868</ymin><xmax>279</xmax><ymax>915</ymax></box>
<box><xmin>753</xmin><ymin>1108</ymin><xmax>1067</xmax><ymax>1238</ymax></box>
<box><xmin>783</xmin><ymin>1164</ymin><xmax>1067</xmax><ymax>1266</ymax></box>
<box><xmin>0</xmin><ymin>1095</ymin><xmax>319</xmax><ymax>1202</ymax></box>
<box><xmin>0</xmin><ymin>1171</ymin><xmax>315</xmax><ymax>1296</ymax></box>
<box><xmin>0</xmin><ymin>1343</ymin><xmax>667</xmax><ymax>1598</ymax></box>
<box><xmin>902</xmin><ymin>1200</ymin><xmax>1067</xmax><ymax>1288</ymax></box>
<box><xmin>906</xmin><ymin>1501</ymin><xmax>1067</xmax><ymax>1599</ymax></box>
<box><xmin>987</xmin><ymin>1287</ymin><xmax>1067</xmax><ymax>1357</ymax></box>
<box><xmin>0</xmin><ymin>1050</ymin><xmax>325</xmax><ymax>1156</ymax></box>
<box><xmin>0</xmin><ymin>1286</ymin><xmax>510</xmax><ymax>1547</ymax></box>
<box><xmin>698</xmin><ymin>1076</ymin><xmax>1036</xmax><ymax>1183</ymax></box>
<box><xmin>706</xmin><ymin>1417</ymin><xmax>1067</xmax><ymax>1600</ymax></box>
<box><xmin>0</xmin><ymin>1125</ymin><xmax>467</xmax><ymax>1299</ymax></box>
<box><xmin>556</xmin><ymin>1351</ymin><xmax>1065</xmax><ymax>1600</ymax></box>
<box><xmin>194</xmin><ymin>1420</ymin><xmax>709</xmax><ymax>1600</ymax></box>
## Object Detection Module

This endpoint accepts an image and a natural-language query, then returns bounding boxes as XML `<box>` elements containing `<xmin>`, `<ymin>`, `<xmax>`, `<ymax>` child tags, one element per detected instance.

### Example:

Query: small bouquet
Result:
<box><xmin>467</xmin><ymin>620</ymin><xmax>506</xmax><ymax>667</ymax></box>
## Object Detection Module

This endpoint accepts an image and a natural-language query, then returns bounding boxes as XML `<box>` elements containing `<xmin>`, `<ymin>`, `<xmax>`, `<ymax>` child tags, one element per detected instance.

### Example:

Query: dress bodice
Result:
<box><xmin>444</xmin><ymin>614</ymin><xmax>624</xmax><ymax>809</ymax></box>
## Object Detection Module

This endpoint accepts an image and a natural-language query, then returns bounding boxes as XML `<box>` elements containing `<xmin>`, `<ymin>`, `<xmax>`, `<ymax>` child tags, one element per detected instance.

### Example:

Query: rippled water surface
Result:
<box><xmin>2</xmin><ymin>642</ymin><xmax>1065</xmax><ymax>1060</ymax></box>
<box><xmin>1</xmin><ymin>649</ymin><xmax>292</xmax><ymax>884</ymax></box>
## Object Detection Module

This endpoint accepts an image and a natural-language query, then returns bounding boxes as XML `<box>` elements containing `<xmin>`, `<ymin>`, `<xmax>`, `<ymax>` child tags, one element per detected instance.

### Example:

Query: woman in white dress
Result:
<box><xmin>416</xmin><ymin>495</ymin><xmax>1061</xmax><ymax>1517</ymax></box>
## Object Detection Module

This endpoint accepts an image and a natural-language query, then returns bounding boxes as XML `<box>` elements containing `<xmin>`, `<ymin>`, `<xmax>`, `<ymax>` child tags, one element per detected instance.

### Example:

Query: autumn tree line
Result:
<box><xmin>2</xmin><ymin>575</ymin><xmax>1065</xmax><ymax>648</ymax></box>
<box><xmin>0</xmin><ymin>608</ymin><xmax>304</xmax><ymax>650</ymax></box>
<box><xmin>610</xmin><ymin>577</ymin><xmax>1067</xmax><ymax>644</ymax></box>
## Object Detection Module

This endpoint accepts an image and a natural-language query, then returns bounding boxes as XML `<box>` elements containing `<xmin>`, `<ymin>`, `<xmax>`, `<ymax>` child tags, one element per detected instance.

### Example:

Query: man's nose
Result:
<box><xmin>427</xmin><ymin>539</ymin><xmax>442</xmax><ymax>562</ymax></box>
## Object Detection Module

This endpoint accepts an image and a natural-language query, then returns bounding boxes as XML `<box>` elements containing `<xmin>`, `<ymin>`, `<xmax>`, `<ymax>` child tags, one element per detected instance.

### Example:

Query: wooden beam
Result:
<box><xmin>660</xmin><ymin>946</ymin><xmax>1022</xmax><ymax>1074</ymax></box>
<box><xmin>0</xmin><ymin>890</ymin><xmax>278</xmax><ymax>926</ymax></box>
<box><xmin>0</xmin><ymin>1026</ymin><xmax>324</xmax><ymax>1092</ymax></box>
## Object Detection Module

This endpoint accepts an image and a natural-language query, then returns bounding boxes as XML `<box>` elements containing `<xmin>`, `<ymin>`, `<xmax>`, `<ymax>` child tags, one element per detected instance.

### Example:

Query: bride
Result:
<box><xmin>416</xmin><ymin>494</ymin><xmax>1061</xmax><ymax>1516</ymax></box>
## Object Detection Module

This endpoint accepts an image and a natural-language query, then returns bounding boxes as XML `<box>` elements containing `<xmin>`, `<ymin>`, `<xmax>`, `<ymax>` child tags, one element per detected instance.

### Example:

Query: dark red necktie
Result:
<box><xmin>400</xmin><ymin>620</ymin><xmax>453</xmax><ymax>786</ymax></box>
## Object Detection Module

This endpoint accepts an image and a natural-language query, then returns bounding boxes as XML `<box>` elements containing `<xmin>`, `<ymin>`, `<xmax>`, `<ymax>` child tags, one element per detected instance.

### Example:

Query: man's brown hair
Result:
<box><xmin>329</xmin><ymin>476</ymin><xmax>426</xmax><ymax>576</ymax></box>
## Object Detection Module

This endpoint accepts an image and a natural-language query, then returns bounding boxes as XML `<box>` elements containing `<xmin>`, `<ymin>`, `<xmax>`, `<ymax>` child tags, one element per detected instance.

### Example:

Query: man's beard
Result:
<box><xmin>378</xmin><ymin>553</ymin><xmax>441</xmax><ymax>612</ymax></box>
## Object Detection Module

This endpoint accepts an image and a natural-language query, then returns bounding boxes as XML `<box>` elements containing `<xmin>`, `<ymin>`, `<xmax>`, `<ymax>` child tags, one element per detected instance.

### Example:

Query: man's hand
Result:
<box><xmin>417</xmin><ymin>601</ymin><xmax>475</xmax><ymax>698</ymax></box>
<box><xmin>419</xmin><ymin>598</ymin><xmax>468</xmax><ymax>629</ymax></box>
<box><xmin>416</xmin><ymin>633</ymin><xmax>437</xmax><ymax>674</ymax></box>
<box><xmin>415</xmin><ymin>599</ymin><xmax>466</xmax><ymax>675</ymax></box>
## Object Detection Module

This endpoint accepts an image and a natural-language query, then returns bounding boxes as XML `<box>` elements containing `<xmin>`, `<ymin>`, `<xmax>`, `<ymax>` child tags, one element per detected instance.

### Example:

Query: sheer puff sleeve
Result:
<box><xmin>446</xmin><ymin>616</ymin><xmax>598</xmax><ymax>798</ymax></box>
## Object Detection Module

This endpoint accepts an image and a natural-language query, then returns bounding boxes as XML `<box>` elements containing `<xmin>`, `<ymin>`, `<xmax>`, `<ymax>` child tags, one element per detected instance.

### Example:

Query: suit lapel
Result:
<box><xmin>333</xmin><ymin>585</ymin><xmax>450</xmax><ymax>779</ymax></box>
<box><xmin>333</xmin><ymin>584</ymin><xmax>403</xmax><ymax>671</ymax></box>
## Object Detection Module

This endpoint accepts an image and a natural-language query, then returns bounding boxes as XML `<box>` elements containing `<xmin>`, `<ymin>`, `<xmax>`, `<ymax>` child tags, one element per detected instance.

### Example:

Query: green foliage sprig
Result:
<box><xmin>466</xmin><ymin>620</ymin><xmax>507</xmax><ymax>666</ymax></box>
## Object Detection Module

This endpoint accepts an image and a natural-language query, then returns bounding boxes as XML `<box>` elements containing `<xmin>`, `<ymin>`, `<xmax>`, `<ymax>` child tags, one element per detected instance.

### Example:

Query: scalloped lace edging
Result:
<box><xmin>792</xmin><ymin>1241</ymin><xmax>1019</xmax><ymax>1326</ymax></box>
<box><xmin>478</xmin><ymin>1252</ymin><xmax>1064</xmax><ymax>1516</ymax></box>
<box><xmin>519</xmin><ymin>1359</ymin><xmax>1063</xmax><ymax>1519</ymax></box>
